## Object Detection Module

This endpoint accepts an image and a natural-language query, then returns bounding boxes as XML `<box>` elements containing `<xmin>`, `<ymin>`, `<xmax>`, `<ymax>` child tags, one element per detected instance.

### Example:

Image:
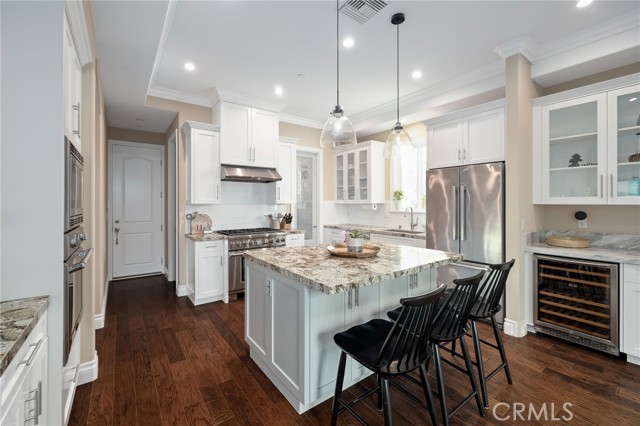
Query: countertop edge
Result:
<box><xmin>524</xmin><ymin>243</ymin><xmax>640</xmax><ymax>265</ymax></box>
<box><xmin>186</xmin><ymin>229</ymin><xmax>304</xmax><ymax>242</ymax></box>
<box><xmin>0</xmin><ymin>295</ymin><xmax>49</xmax><ymax>376</ymax></box>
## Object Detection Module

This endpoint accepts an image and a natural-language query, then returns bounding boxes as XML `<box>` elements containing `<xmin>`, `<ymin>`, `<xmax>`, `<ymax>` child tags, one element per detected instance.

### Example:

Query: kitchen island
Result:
<box><xmin>244</xmin><ymin>243</ymin><xmax>462</xmax><ymax>413</ymax></box>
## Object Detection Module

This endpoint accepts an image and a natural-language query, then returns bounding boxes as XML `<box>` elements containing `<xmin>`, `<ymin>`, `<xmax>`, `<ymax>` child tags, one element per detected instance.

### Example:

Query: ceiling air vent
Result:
<box><xmin>339</xmin><ymin>0</ymin><xmax>387</xmax><ymax>24</ymax></box>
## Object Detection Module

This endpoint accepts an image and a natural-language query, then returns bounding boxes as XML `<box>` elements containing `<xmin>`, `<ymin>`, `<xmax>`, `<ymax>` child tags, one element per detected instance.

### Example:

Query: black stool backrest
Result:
<box><xmin>431</xmin><ymin>271</ymin><xmax>484</xmax><ymax>341</ymax></box>
<box><xmin>472</xmin><ymin>259</ymin><xmax>515</xmax><ymax>318</ymax></box>
<box><xmin>375</xmin><ymin>284</ymin><xmax>446</xmax><ymax>374</ymax></box>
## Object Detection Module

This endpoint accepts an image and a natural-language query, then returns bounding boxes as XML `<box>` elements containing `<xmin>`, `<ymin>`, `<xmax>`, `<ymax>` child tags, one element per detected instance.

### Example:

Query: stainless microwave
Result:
<box><xmin>65</xmin><ymin>137</ymin><xmax>84</xmax><ymax>232</ymax></box>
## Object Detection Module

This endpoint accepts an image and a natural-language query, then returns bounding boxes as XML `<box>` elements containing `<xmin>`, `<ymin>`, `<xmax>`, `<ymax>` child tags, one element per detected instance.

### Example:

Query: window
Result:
<box><xmin>390</xmin><ymin>140</ymin><xmax>427</xmax><ymax>211</ymax></box>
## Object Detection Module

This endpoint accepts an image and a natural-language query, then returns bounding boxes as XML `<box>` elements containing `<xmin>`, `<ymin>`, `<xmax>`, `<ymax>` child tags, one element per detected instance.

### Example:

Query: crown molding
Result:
<box><xmin>494</xmin><ymin>36</ymin><xmax>539</xmax><ymax>62</ymax></box>
<box><xmin>279</xmin><ymin>114</ymin><xmax>324</xmax><ymax>129</ymax></box>
<box><xmin>148</xmin><ymin>85</ymin><xmax>212</xmax><ymax>107</ymax></box>
<box><xmin>65</xmin><ymin>1</ymin><xmax>92</xmax><ymax>65</ymax></box>
<box><xmin>147</xmin><ymin>0</ymin><xmax>177</xmax><ymax>99</ymax></box>
<box><xmin>210</xmin><ymin>87</ymin><xmax>286</xmax><ymax>112</ymax></box>
<box><xmin>279</xmin><ymin>136</ymin><xmax>300</xmax><ymax>145</ymax></box>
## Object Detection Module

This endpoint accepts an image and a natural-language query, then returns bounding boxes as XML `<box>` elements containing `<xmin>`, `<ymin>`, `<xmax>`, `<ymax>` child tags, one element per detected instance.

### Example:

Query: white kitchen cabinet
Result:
<box><xmin>622</xmin><ymin>263</ymin><xmax>640</xmax><ymax>365</ymax></box>
<box><xmin>182</xmin><ymin>121</ymin><xmax>221</xmax><ymax>205</ymax></box>
<box><xmin>285</xmin><ymin>233</ymin><xmax>304</xmax><ymax>247</ymax></box>
<box><xmin>370</xmin><ymin>233</ymin><xmax>426</xmax><ymax>248</ymax></box>
<box><xmin>1</xmin><ymin>311</ymin><xmax>48</xmax><ymax>426</ymax></box>
<box><xmin>271</xmin><ymin>137</ymin><xmax>298</xmax><ymax>204</ymax></box>
<box><xmin>323</xmin><ymin>228</ymin><xmax>346</xmax><ymax>244</ymax></box>
<box><xmin>334</xmin><ymin>140</ymin><xmax>385</xmax><ymax>204</ymax></box>
<box><xmin>186</xmin><ymin>239</ymin><xmax>225</xmax><ymax>305</ymax></box>
<box><xmin>62</xmin><ymin>328</ymin><xmax>80</xmax><ymax>425</ymax></box>
<box><xmin>426</xmin><ymin>102</ymin><xmax>504</xmax><ymax>169</ymax></box>
<box><xmin>532</xmin><ymin>75</ymin><xmax>640</xmax><ymax>205</ymax></box>
<box><xmin>63</xmin><ymin>13</ymin><xmax>82</xmax><ymax>150</ymax></box>
<box><xmin>217</xmin><ymin>101</ymin><xmax>279</xmax><ymax>168</ymax></box>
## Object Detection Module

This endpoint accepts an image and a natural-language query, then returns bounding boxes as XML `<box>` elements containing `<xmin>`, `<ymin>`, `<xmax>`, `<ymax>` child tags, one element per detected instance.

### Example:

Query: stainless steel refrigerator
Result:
<box><xmin>426</xmin><ymin>161</ymin><xmax>506</xmax><ymax>321</ymax></box>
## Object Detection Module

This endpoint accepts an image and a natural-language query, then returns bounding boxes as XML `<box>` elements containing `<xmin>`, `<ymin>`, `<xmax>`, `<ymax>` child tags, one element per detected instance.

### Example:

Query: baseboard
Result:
<box><xmin>626</xmin><ymin>354</ymin><xmax>640</xmax><ymax>366</ymax></box>
<box><xmin>77</xmin><ymin>351</ymin><xmax>99</xmax><ymax>385</ymax></box>
<box><xmin>176</xmin><ymin>283</ymin><xmax>188</xmax><ymax>297</ymax></box>
<box><xmin>94</xmin><ymin>280</ymin><xmax>109</xmax><ymax>329</ymax></box>
<box><xmin>164</xmin><ymin>267</ymin><xmax>169</xmax><ymax>277</ymax></box>
<box><xmin>503</xmin><ymin>318</ymin><xmax>528</xmax><ymax>338</ymax></box>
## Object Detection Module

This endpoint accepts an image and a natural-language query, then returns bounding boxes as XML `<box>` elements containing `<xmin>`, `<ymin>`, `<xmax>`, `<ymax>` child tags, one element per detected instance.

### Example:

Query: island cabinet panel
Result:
<box><xmin>246</xmin><ymin>267</ymin><xmax>268</xmax><ymax>360</ymax></box>
<box><xmin>622</xmin><ymin>264</ymin><xmax>640</xmax><ymax>365</ymax></box>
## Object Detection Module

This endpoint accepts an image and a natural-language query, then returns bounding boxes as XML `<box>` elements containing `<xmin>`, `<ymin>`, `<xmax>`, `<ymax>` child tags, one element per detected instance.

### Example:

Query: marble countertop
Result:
<box><xmin>186</xmin><ymin>228</ymin><xmax>304</xmax><ymax>242</ymax></box>
<box><xmin>0</xmin><ymin>296</ymin><xmax>49</xmax><ymax>376</ymax></box>
<box><xmin>245</xmin><ymin>243</ymin><xmax>462</xmax><ymax>294</ymax></box>
<box><xmin>325</xmin><ymin>224</ymin><xmax>426</xmax><ymax>240</ymax></box>
<box><xmin>525</xmin><ymin>231</ymin><xmax>640</xmax><ymax>265</ymax></box>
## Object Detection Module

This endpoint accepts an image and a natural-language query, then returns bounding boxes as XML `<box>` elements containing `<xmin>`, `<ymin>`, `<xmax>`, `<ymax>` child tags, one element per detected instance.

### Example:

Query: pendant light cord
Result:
<box><xmin>396</xmin><ymin>22</ymin><xmax>399</xmax><ymax>124</ymax></box>
<box><xmin>336</xmin><ymin>0</ymin><xmax>340</xmax><ymax>107</ymax></box>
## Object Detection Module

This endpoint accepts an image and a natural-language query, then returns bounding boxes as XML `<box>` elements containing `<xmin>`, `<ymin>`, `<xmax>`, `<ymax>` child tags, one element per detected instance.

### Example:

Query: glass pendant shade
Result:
<box><xmin>384</xmin><ymin>122</ymin><xmax>413</xmax><ymax>158</ymax></box>
<box><xmin>320</xmin><ymin>106</ymin><xmax>357</xmax><ymax>149</ymax></box>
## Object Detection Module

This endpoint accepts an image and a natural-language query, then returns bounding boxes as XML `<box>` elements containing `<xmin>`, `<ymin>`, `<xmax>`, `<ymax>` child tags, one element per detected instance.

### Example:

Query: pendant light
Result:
<box><xmin>320</xmin><ymin>0</ymin><xmax>357</xmax><ymax>149</ymax></box>
<box><xmin>384</xmin><ymin>13</ymin><xmax>413</xmax><ymax>158</ymax></box>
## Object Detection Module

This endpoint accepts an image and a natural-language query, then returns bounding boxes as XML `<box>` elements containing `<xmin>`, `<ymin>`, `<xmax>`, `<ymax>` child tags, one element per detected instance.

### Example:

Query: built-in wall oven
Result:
<box><xmin>216</xmin><ymin>228</ymin><xmax>288</xmax><ymax>296</ymax></box>
<box><xmin>65</xmin><ymin>136</ymin><xmax>84</xmax><ymax>233</ymax></box>
<box><xmin>533</xmin><ymin>254</ymin><xmax>619</xmax><ymax>355</ymax></box>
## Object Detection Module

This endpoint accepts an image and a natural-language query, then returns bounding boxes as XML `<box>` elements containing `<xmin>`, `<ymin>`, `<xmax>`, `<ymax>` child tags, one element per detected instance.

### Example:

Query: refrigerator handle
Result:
<box><xmin>460</xmin><ymin>184</ymin><xmax>467</xmax><ymax>241</ymax></box>
<box><xmin>452</xmin><ymin>185</ymin><xmax>458</xmax><ymax>241</ymax></box>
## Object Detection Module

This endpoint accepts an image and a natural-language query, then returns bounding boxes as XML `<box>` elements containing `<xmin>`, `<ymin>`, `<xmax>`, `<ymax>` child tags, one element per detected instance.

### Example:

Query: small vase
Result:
<box><xmin>347</xmin><ymin>237</ymin><xmax>364</xmax><ymax>252</ymax></box>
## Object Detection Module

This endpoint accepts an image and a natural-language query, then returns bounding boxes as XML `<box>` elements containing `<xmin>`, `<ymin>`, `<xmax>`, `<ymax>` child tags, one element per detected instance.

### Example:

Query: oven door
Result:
<box><xmin>63</xmin><ymin>247</ymin><xmax>94</xmax><ymax>364</ymax></box>
<box><xmin>228</xmin><ymin>252</ymin><xmax>245</xmax><ymax>295</ymax></box>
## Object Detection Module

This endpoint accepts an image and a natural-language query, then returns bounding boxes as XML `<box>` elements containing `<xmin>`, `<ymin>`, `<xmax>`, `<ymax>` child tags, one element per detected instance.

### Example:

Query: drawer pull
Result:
<box><xmin>19</xmin><ymin>338</ymin><xmax>43</xmax><ymax>366</ymax></box>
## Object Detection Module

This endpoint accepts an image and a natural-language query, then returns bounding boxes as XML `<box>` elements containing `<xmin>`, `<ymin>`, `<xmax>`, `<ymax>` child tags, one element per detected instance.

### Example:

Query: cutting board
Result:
<box><xmin>191</xmin><ymin>213</ymin><xmax>212</xmax><ymax>234</ymax></box>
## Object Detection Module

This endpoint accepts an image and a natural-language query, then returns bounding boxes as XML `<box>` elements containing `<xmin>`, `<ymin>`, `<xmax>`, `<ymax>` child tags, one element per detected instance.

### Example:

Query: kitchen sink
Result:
<box><xmin>383</xmin><ymin>229</ymin><xmax>426</xmax><ymax>234</ymax></box>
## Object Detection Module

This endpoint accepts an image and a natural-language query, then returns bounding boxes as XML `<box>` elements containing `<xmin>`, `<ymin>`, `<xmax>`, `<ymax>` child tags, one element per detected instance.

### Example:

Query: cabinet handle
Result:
<box><xmin>355</xmin><ymin>289</ymin><xmax>359</xmax><ymax>306</ymax></box>
<box><xmin>248</xmin><ymin>147</ymin><xmax>251</xmax><ymax>161</ymax></box>
<box><xmin>73</xmin><ymin>102</ymin><xmax>81</xmax><ymax>139</ymax></box>
<box><xmin>600</xmin><ymin>175</ymin><xmax>604</xmax><ymax>198</ymax></box>
<box><xmin>610</xmin><ymin>174</ymin><xmax>614</xmax><ymax>199</ymax></box>
<box><xmin>277</xmin><ymin>187</ymin><xmax>280</xmax><ymax>201</ymax></box>
<box><xmin>37</xmin><ymin>381</ymin><xmax>42</xmax><ymax>416</ymax></box>
<box><xmin>348</xmin><ymin>290</ymin><xmax>352</xmax><ymax>309</ymax></box>
<box><xmin>266</xmin><ymin>279</ymin><xmax>271</xmax><ymax>296</ymax></box>
<box><xmin>19</xmin><ymin>338</ymin><xmax>43</xmax><ymax>366</ymax></box>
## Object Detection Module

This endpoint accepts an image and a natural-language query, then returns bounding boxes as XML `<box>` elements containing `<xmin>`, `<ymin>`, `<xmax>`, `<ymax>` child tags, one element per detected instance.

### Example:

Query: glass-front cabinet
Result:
<box><xmin>608</xmin><ymin>85</ymin><xmax>640</xmax><ymax>204</ymax></box>
<box><xmin>533</xmin><ymin>76</ymin><xmax>640</xmax><ymax>205</ymax></box>
<box><xmin>333</xmin><ymin>140</ymin><xmax>385</xmax><ymax>204</ymax></box>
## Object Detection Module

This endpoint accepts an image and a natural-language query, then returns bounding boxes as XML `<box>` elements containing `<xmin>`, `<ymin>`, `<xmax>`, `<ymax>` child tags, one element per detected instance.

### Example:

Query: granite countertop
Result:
<box><xmin>0</xmin><ymin>296</ymin><xmax>49</xmax><ymax>376</ymax></box>
<box><xmin>524</xmin><ymin>231</ymin><xmax>640</xmax><ymax>265</ymax></box>
<box><xmin>245</xmin><ymin>243</ymin><xmax>462</xmax><ymax>295</ymax></box>
<box><xmin>325</xmin><ymin>224</ymin><xmax>426</xmax><ymax>240</ymax></box>
<box><xmin>186</xmin><ymin>228</ymin><xmax>304</xmax><ymax>242</ymax></box>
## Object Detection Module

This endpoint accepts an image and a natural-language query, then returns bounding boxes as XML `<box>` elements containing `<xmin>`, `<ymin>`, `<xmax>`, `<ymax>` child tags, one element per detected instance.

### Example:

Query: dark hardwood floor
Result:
<box><xmin>69</xmin><ymin>275</ymin><xmax>640</xmax><ymax>426</ymax></box>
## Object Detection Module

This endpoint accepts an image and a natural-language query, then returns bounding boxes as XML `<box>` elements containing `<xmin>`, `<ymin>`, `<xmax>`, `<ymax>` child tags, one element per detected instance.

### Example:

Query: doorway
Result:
<box><xmin>296</xmin><ymin>148</ymin><xmax>322</xmax><ymax>245</ymax></box>
<box><xmin>109</xmin><ymin>140</ymin><xmax>164</xmax><ymax>279</ymax></box>
<box><xmin>167</xmin><ymin>130</ymin><xmax>177</xmax><ymax>282</ymax></box>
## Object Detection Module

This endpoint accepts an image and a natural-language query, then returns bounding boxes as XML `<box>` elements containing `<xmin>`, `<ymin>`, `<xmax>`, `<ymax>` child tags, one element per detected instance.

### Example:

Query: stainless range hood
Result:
<box><xmin>221</xmin><ymin>165</ymin><xmax>282</xmax><ymax>183</ymax></box>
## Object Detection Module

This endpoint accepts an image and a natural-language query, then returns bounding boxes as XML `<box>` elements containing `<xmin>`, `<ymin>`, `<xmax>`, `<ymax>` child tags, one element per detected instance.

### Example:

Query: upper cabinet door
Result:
<box><xmin>335</xmin><ymin>153</ymin><xmax>346</xmax><ymax>201</ymax></box>
<box><xmin>63</xmin><ymin>14</ymin><xmax>82</xmax><ymax>150</ymax></box>
<box><xmin>607</xmin><ymin>85</ymin><xmax>640</xmax><ymax>205</ymax></box>
<box><xmin>220</xmin><ymin>102</ymin><xmax>252</xmax><ymax>166</ymax></box>
<box><xmin>251</xmin><ymin>108</ymin><xmax>278</xmax><ymax>168</ymax></box>
<box><xmin>464</xmin><ymin>109</ymin><xmax>504</xmax><ymax>165</ymax></box>
<box><xmin>428</xmin><ymin>120</ymin><xmax>463</xmax><ymax>169</ymax></box>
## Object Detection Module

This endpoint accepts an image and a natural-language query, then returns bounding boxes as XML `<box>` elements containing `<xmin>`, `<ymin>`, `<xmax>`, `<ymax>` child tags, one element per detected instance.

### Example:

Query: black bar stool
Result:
<box><xmin>421</xmin><ymin>272</ymin><xmax>486</xmax><ymax>426</ymax></box>
<box><xmin>466</xmin><ymin>259</ymin><xmax>515</xmax><ymax>408</ymax></box>
<box><xmin>331</xmin><ymin>285</ymin><xmax>446</xmax><ymax>426</ymax></box>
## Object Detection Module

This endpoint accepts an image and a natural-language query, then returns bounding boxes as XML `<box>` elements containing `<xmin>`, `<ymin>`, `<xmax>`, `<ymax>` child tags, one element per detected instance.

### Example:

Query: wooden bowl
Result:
<box><xmin>546</xmin><ymin>236</ymin><xmax>590</xmax><ymax>248</ymax></box>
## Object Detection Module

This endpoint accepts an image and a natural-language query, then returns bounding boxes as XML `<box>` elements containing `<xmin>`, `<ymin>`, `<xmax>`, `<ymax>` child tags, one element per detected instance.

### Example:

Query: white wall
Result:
<box><xmin>1</xmin><ymin>1</ymin><xmax>66</xmax><ymax>424</ymax></box>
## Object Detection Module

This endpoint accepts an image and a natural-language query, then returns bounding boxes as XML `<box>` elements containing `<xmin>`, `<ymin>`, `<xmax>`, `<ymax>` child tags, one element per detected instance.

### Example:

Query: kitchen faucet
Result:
<box><xmin>404</xmin><ymin>207</ymin><xmax>419</xmax><ymax>230</ymax></box>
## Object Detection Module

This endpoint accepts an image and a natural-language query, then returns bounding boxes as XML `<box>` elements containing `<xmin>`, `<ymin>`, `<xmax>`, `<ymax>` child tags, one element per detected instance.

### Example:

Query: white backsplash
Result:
<box><xmin>326</xmin><ymin>203</ymin><xmax>427</xmax><ymax>231</ymax></box>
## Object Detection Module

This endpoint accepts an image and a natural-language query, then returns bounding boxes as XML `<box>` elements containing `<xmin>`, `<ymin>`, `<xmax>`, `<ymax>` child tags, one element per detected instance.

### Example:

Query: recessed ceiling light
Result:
<box><xmin>274</xmin><ymin>86</ymin><xmax>283</xmax><ymax>96</ymax></box>
<box><xmin>411</xmin><ymin>70</ymin><xmax>422</xmax><ymax>79</ymax></box>
<box><xmin>629</xmin><ymin>97</ymin><xmax>638</xmax><ymax>102</ymax></box>
<box><xmin>576</xmin><ymin>0</ymin><xmax>593</xmax><ymax>8</ymax></box>
<box><xmin>297</xmin><ymin>73</ymin><xmax>305</xmax><ymax>78</ymax></box>
<box><xmin>342</xmin><ymin>37</ymin><xmax>354</xmax><ymax>48</ymax></box>
<box><xmin>184</xmin><ymin>62</ymin><xmax>195</xmax><ymax>71</ymax></box>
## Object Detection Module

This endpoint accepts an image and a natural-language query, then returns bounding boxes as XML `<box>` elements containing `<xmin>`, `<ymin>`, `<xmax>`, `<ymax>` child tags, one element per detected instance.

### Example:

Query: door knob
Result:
<box><xmin>115</xmin><ymin>219</ymin><xmax>120</xmax><ymax>224</ymax></box>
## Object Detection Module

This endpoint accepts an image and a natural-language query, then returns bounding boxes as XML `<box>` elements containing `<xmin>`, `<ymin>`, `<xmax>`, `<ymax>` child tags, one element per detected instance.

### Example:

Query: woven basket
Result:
<box><xmin>546</xmin><ymin>236</ymin><xmax>590</xmax><ymax>248</ymax></box>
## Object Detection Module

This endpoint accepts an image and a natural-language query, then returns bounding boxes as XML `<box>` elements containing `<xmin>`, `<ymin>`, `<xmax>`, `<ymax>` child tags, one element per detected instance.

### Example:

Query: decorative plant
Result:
<box><xmin>392</xmin><ymin>190</ymin><xmax>405</xmax><ymax>201</ymax></box>
<box><xmin>421</xmin><ymin>194</ymin><xmax>426</xmax><ymax>208</ymax></box>
<box><xmin>568</xmin><ymin>153</ymin><xmax>582</xmax><ymax>167</ymax></box>
<box><xmin>348</xmin><ymin>229</ymin><xmax>370</xmax><ymax>240</ymax></box>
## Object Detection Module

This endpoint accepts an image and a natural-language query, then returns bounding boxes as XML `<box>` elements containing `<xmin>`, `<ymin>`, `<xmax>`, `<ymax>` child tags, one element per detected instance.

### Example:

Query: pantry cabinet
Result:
<box><xmin>426</xmin><ymin>101</ymin><xmax>504</xmax><ymax>169</ymax></box>
<box><xmin>334</xmin><ymin>140</ymin><xmax>385</xmax><ymax>204</ymax></box>
<box><xmin>186</xmin><ymin>239</ymin><xmax>226</xmax><ymax>305</ymax></box>
<box><xmin>182</xmin><ymin>121</ymin><xmax>221</xmax><ymax>205</ymax></box>
<box><xmin>217</xmin><ymin>101</ymin><xmax>279</xmax><ymax>168</ymax></box>
<box><xmin>532</xmin><ymin>75</ymin><xmax>640</xmax><ymax>205</ymax></box>
<box><xmin>63</xmin><ymin>13</ymin><xmax>82</xmax><ymax>150</ymax></box>
<box><xmin>271</xmin><ymin>137</ymin><xmax>298</xmax><ymax>204</ymax></box>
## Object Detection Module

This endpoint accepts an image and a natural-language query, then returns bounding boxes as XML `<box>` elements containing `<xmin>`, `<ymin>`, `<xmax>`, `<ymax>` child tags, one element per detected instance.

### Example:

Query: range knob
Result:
<box><xmin>255</xmin><ymin>239</ymin><xmax>263</xmax><ymax>246</ymax></box>
<box><xmin>248</xmin><ymin>240</ymin><xmax>254</xmax><ymax>247</ymax></box>
<box><xmin>70</xmin><ymin>237</ymin><xmax>79</xmax><ymax>248</ymax></box>
<box><xmin>78</xmin><ymin>232</ymin><xmax>87</xmax><ymax>241</ymax></box>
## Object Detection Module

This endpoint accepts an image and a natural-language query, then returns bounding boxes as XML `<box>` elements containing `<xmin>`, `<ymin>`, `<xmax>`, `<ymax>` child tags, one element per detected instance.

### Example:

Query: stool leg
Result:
<box><xmin>377</xmin><ymin>374</ymin><xmax>383</xmax><ymax>410</ymax></box>
<box><xmin>471</xmin><ymin>320</ymin><xmax>489</xmax><ymax>408</ymax></box>
<box><xmin>491</xmin><ymin>316</ymin><xmax>513</xmax><ymax>384</ymax></box>
<box><xmin>381</xmin><ymin>377</ymin><xmax>393</xmax><ymax>426</ymax></box>
<box><xmin>433</xmin><ymin>343</ymin><xmax>449</xmax><ymax>426</ymax></box>
<box><xmin>419</xmin><ymin>363</ymin><xmax>439</xmax><ymax>426</ymax></box>
<box><xmin>460</xmin><ymin>337</ymin><xmax>484</xmax><ymax>416</ymax></box>
<box><xmin>331</xmin><ymin>352</ymin><xmax>348</xmax><ymax>426</ymax></box>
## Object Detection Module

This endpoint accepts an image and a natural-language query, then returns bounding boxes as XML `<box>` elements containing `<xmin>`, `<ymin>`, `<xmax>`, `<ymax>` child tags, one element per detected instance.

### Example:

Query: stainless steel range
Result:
<box><xmin>217</xmin><ymin>228</ymin><xmax>288</xmax><ymax>295</ymax></box>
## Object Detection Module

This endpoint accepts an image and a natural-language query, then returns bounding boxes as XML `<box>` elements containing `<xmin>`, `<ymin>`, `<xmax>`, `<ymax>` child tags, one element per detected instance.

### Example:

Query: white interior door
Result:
<box><xmin>296</xmin><ymin>150</ymin><xmax>319</xmax><ymax>245</ymax></box>
<box><xmin>111</xmin><ymin>142</ymin><xmax>164</xmax><ymax>278</ymax></box>
<box><xmin>168</xmin><ymin>131</ymin><xmax>177</xmax><ymax>282</ymax></box>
